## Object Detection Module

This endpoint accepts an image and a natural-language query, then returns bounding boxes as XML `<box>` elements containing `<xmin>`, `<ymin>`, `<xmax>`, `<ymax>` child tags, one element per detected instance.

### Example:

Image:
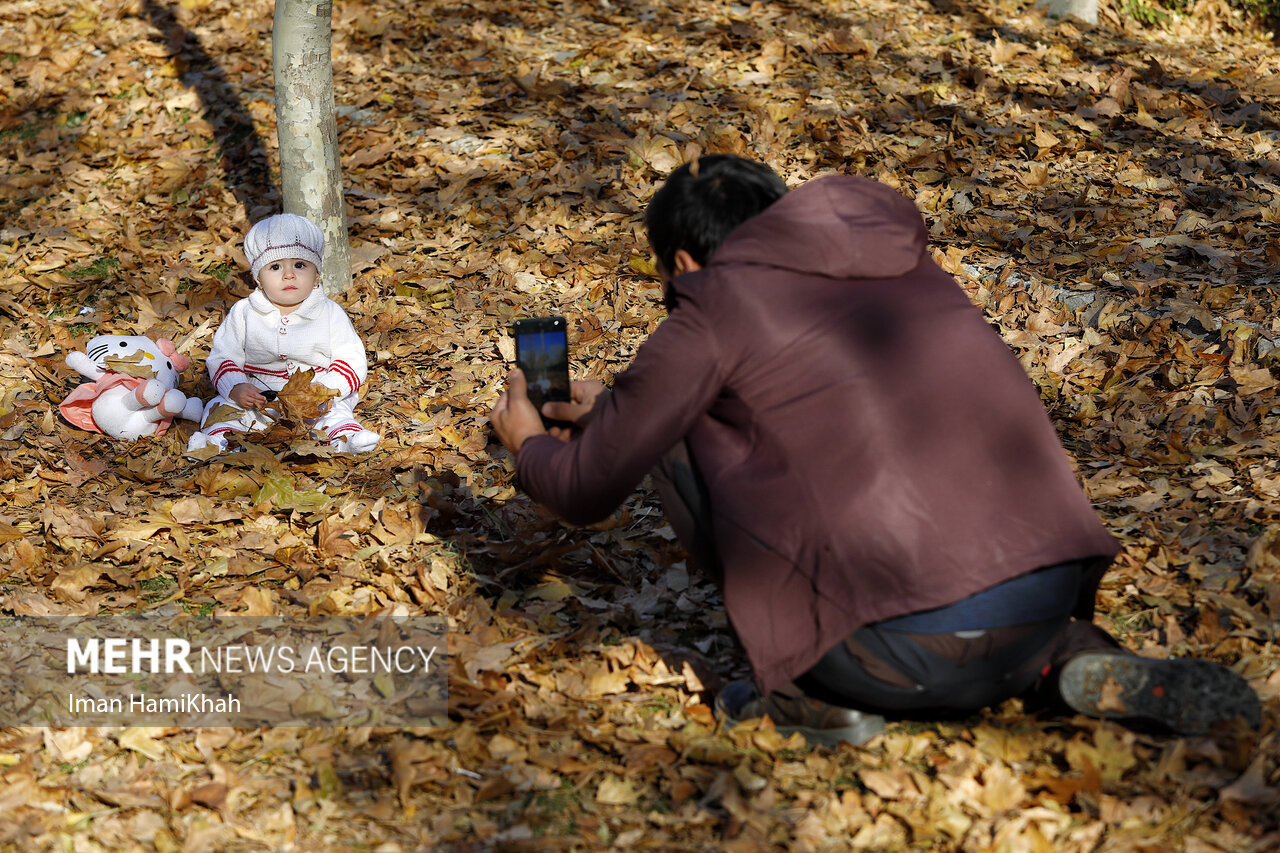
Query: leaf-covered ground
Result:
<box><xmin>2</xmin><ymin>0</ymin><xmax>1280</xmax><ymax>848</ymax></box>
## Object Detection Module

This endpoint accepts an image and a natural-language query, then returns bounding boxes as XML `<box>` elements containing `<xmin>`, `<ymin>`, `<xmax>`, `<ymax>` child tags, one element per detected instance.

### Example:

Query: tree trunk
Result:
<box><xmin>1036</xmin><ymin>0</ymin><xmax>1098</xmax><ymax>25</ymax></box>
<box><xmin>272</xmin><ymin>0</ymin><xmax>351</xmax><ymax>293</ymax></box>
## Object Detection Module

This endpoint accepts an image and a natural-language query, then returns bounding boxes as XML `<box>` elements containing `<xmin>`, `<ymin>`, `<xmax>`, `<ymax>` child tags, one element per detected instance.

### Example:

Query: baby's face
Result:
<box><xmin>258</xmin><ymin>258</ymin><xmax>319</xmax><ymax>312</ymax></box>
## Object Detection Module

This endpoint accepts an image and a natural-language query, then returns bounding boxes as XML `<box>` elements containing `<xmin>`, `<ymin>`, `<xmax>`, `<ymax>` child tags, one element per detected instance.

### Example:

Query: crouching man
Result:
<box><xmin>491</xmin><ymin>155</ymin><xmax>1260</xmax><ymax>746</ymax></box>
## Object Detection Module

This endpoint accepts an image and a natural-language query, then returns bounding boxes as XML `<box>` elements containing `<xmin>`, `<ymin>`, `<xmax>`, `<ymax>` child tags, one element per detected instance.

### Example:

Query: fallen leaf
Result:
<box><xmin>117</xmin><ymin>728</ymin><xmax>166</xmax><ymax>762</ymax></box>
<box><xmin>595</xmin><ymin>774</ymin><xmax>640</xmax><ymax>805</ymax></box>
<box><xmin>277</xmin><ymin>368</ymin><xmax>340</xmax><ymax>422</ymax></box>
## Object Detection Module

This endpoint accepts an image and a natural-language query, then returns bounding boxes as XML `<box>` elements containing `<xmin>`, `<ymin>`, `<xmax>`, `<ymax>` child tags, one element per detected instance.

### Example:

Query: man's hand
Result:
<box><xmin>542</xmin><ymin>380</ymin><xmax>607</xmax><ymax>442</ymax></box>
<box><xmin>491</xmin><ymin>369</ymin><xmax>548</xmax><ymax>455</ymax></box>
<box><xmin>229</xmin><ymin>382</ymin><xmax>266</xmax><ymax>410</ymax></box>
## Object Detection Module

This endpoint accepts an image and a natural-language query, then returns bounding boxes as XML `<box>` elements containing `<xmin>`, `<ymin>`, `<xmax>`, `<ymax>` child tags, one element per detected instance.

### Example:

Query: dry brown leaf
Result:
<box><xmin>202</xmin><ymin>403</ymin><xmax>244</xmax><ymax>429</ymax></box>
<box><xmin>317</xmin><ymin>516</ymin><xmax>360</xmax><ymax>558</ymax></box>
<box><xmin>1218</xmin><ymin>753</ymin><xmax>1280</xmax><ymax>804</ymax></box>
<box><xmin>277</xmin><ymin>369</ymin><xmax>340</xmax><ymax>422</ymax></box>
<box><xmin>104</xmin><ymin>351</ymin><xmax>160</xmax><ymax>379</ymax></box>
<box><xmin>188</xmin><ymin>782</ymin><xmax>229</xmax><ymax>811</ymax></box>
<box><xmin>1</xmin><ymin>0</ymin><xmax>1279</xmax><ymax>847</ymax></box>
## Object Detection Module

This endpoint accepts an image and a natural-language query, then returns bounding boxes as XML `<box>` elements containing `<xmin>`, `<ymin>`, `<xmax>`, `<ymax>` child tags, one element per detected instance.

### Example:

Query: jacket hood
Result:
<box><xmin>709</xmin><ymin>175</ymin><xmax>928</xmax><ymax>280</ymax></box>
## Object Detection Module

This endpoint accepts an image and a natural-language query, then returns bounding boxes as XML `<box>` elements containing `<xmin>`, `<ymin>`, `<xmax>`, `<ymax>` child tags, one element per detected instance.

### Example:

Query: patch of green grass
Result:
<box><xmin>1107</xmin><ymin>607</ymin><xmax>1156</xmax><ymax>640</ymax></box>
<box><xmin>1124</xmin><ymin>0</ymin><xmax>1173</xmax><ymax>24</ymax></box>
<box><xmin>139</xmin><ymin>575</ymin><xmax>176</xmax><ymax>602</ymax></box>
<box><xmin>1238</xmin><ymin>0</ymin><xmax>1280</xmax><ymax>21</ymax></box>
<box><xmin>207</xmin><ymin>262</ymin><xmax>235</xmax><ymax>284</ymax></box>
<box><xmin>68</xmin><ymin>323</ymin><xmax>97</xmax><ymax>336</ymax></box>
<box><xmin>0</xmin><ymin>123</ymin><xmax>41</xmax><ymax>143</ymax></box>
<box><xmin>530</xmin><ymin>777</ymin><xmax>582</xmax><ymax>826</ymax></box>
<box><xmin>69</xmin><ymin>255</ymin><xmax>121</xmax><ymax>279</ymax></box>
<box><xmin>60</xmin><ymin>112</ymin><xmax>86</xmax><ymax>128</ymax></box>
<box><xmin>638</xmin><ymin>695</ymin><xmax>677</xmax><ymax>717</ymax></box>
<box><xmin>1123</xmin><ymin>0</ymin><xmax>1280</xmax><ymax>25</ymax></box>
<box><xmin>181</xmin><ymin>600</ymin><xmax>215</xmax><ymax>619</ymax></box>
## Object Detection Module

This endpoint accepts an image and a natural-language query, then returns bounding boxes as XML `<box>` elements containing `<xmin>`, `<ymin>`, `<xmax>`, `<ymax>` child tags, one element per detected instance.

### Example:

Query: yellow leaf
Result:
<box><xmin>629</xmin><ymin>254</ymin><xmax>658</xmax><ymax>277</ymax></box>
<box><xmin>979</xmin><ymin>761</ymin><xmax>1026</xmax><ymax>814</ymax></box>
<box><xmin>66</xmin><ymin>16</ymin><xmax>96</xmax><ymax>35</ymax></box>
<box><xmin>291</xmin><ymin>692</ymin><xmax>342</xmax><ymax>720</ymax></box>
<box><xmin>530</xmin><ymin>579</ymin><xmax>575</xmax><ymax>602</ymax></box>
<box><xmin>118</xmin><ymin>727</ymin><xmax>166</xmax><ymax>761</ymax></box>
<box><xmin>596</xmin><ymin>773</ymin><xmax>639</xmax><ymax>805</ymax></box>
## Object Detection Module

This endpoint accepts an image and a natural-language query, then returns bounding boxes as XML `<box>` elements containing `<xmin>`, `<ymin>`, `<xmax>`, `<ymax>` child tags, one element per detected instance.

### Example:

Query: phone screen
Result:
<box><xmin>513</xmin><ymin>317</ymin><xmax>571</xmax><ymax>411</ymax></box>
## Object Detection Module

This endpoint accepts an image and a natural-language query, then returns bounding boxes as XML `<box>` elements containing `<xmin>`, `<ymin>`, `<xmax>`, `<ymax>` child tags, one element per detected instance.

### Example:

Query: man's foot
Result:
<box><xmin>1058</xmin><ymin>652</ymin><xmax>1261</xmax><ymax>735</ymax></box>
<box><xmin>715</xmin><ymin>681</ymin><xmax>886</xmax><ymax>748</ymax></box>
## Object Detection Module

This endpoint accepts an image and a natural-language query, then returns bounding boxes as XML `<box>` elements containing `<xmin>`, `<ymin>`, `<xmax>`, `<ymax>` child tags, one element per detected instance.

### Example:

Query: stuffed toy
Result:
<box><xmin>60</xmin><ymin>335</ymin><xmax>205</xmax><ymax>439</ymax></box>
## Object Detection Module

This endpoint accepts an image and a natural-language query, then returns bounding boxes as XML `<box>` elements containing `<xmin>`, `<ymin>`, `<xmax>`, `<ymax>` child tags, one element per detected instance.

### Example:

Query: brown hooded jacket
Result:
<box><xmin>517</xmin><ymin>175</ymin><xmax>1120</xmax><ymax>694</ymax></box>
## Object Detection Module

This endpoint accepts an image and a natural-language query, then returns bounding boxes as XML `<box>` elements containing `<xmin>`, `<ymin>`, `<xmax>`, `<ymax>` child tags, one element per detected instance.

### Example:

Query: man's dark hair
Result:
<box><xmin>645</xmin><ymin>155</ymin><xmax>788</xmax><ymax>277</ymax></box>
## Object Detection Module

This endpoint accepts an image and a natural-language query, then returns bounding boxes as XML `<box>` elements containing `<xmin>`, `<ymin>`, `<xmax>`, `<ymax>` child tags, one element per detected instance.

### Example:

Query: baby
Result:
<box><xmin>187</xmin><ymin>213</ymin><xmax>380</xmax><ymax>454</ymax></box>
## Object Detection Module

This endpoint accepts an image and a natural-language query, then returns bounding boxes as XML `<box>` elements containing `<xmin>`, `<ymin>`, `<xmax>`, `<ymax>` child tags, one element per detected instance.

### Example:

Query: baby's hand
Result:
<box><xmin>230</xmin><ymin>382</ymin><xmax>267</xmax><ymax>410</ymax></box>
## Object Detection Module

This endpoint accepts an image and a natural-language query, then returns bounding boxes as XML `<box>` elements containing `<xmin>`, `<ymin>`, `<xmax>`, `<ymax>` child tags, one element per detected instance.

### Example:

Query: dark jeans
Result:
<box><xmin>794</xmin><ymin>605</ymin><xmax>1119</xmax><ymax>717</ymax></box>
<box><xmin>651</xmin><ymin>442</ymin><xmax>1120</xmax><ymax>717</ymax></box>
<box><xmin>651</xmin><ymin>440</ymin><xmax>721</xmax><ymax>586</ymax></box>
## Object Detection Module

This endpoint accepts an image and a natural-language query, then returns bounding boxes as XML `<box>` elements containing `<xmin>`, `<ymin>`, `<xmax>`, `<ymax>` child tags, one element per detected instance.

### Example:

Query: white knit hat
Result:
<box><xmin>244</xmin><ymin>213</ymin><xmax>324</xmax><ymax>282</ymax></box>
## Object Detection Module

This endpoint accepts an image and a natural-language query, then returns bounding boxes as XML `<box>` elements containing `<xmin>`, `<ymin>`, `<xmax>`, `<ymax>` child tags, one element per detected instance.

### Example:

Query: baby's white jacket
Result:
<box><xmin>207</xmin><ymin>287</ymin><xmax>368</xmax><ymax>399</ymax></box>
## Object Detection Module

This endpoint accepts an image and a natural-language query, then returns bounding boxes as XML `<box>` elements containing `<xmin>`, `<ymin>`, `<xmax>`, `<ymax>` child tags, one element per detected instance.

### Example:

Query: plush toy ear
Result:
<box><xmin>156</xmin><ymin>339</ymin><xmax>190</xmax><ymax>372</ymax></box>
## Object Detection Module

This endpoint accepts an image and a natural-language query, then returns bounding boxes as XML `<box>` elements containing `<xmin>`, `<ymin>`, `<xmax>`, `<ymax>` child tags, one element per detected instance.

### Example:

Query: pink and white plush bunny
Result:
<box><xmin>60</xmin><ymin>335</ymin><xmax>204</xmax><ymax>439</ymax></box>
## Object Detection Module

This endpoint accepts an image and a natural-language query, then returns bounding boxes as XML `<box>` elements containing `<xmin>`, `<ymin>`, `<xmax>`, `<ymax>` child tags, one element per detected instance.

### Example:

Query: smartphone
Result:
<box><xmin>512</xmin><ymin>316</ymin><xmax>571</xmax><ymax>416</ymax></box>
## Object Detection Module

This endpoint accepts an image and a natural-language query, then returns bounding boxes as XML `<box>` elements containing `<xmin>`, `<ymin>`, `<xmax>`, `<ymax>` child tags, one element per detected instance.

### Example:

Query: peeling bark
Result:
<box><xmin>1036</xmin><ymin>0</ymin><xmax>1099</xmax><ymax>25</ymax></box>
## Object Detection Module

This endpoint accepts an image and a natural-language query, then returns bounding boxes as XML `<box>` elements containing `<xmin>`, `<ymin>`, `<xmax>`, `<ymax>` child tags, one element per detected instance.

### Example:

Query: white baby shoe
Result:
<box><xmin>186</xmin><ymin>430</ymin><xmax>229</xmax><ymax>453</ymax></box>
<box><xmin>329</xmin><ymin>428</ymin><xmax>380</xmax><ymax>454</ymax></box>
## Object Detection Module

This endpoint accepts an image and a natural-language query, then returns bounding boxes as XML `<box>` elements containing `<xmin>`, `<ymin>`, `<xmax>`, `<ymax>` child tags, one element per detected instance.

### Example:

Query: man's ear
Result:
<box><xmin>672</xmin><ymin>250</ymin><xmax>703</xmax><ymax>277</ymax></box>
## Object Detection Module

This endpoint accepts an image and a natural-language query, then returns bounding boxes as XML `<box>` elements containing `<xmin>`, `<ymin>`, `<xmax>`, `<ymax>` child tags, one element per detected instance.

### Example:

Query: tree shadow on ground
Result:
<box><xmin>140</xmin><ymin>0</ymin><xmax>276</xmax><ymax>221</ymax></box>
